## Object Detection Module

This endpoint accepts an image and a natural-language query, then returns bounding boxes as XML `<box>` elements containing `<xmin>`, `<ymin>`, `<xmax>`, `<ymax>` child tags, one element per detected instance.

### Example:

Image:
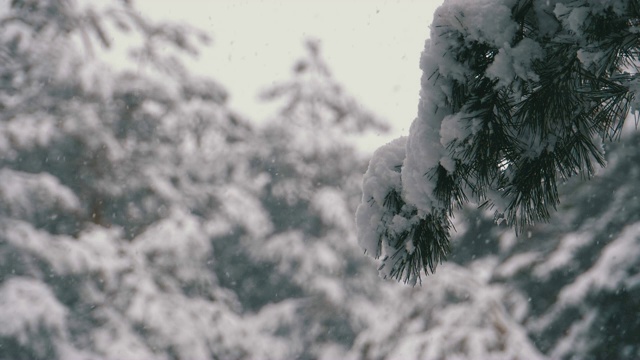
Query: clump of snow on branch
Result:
<box><xmin>0</xmin><ymin>278</ymin><xmax>68</xmax><ymax>354</ymax></box>
<box><xmin>357</xmin><ymin>136</ymin><xmax>440</xmax><ymax>282</ymax></box>
<box><xmin>485</xmin><ymin>38</ymin><xmax>544</xmax><ymax>87</ymax></box>
<box><xmin>356</xmin><ymin>137</ymin><xmax>409</xmax><ymax>257</ymax></box>
<box><xmin>0</xmin><ymin>169</ymin><xmax>80</xmax><ymax>220</ymax></box>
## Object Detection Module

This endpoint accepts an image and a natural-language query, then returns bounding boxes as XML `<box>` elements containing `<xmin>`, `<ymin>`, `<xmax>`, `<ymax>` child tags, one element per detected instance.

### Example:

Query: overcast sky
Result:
<box><xmin>136</xmin><ymin>0</ymin><xmax>441</xmax><ymax>151</ymax></box>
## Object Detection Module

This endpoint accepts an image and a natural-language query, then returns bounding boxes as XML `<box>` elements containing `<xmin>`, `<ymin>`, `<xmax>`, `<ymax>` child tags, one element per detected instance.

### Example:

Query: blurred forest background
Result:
<box><xmin>0</xmin><ymin>1</ymin><xmax>638</xmax><ymax>359</ymax></box>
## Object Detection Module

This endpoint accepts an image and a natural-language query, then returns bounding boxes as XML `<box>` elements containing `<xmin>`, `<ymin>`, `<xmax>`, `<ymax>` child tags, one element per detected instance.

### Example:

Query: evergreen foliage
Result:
<box><xmin>449</xmin><ymin>132</ymin><xmax>640</xmax><ymax>360</ymax></box>
<box><xmin>357</xmin><ymin>0</ymin><xmax>640</xmax><ymax>283</ymax></box>
<box><xmin>2</xmin><ymin>1</ymin><xmax>638</xmax><ymax>359</ymax></box>
<box><xmin>0</xmin><ymin>1</ymin><xmax>274</xmax><ymax>358</ymax></box>
<box><xmin>235</xmin><ymin>40</ymin><xmax>392</xmax><ymax>357</ymax></box>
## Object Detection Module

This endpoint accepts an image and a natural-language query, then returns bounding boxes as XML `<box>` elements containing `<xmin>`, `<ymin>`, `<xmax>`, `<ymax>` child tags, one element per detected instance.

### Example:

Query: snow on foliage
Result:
<box><xmin>0</xmin><ymin>1</ymin><xmax>279</xmax><ymax>359</ymax></box>
<box><xmin>465</xmin><ymin>131</ymin><xmax>640</xmax><ymax>360</ymax></box>
<box><xmin>558</xmin><ymin>222</ymin><xmax>640</xmax><ymax>304</ymax></box>
<box><xmin>349</xmin><ymin>263</ymin><xmax>544</xmax><ymax>360</ymax></box>
<box><xmin>358</xmin><ymin>0</ymin><xmax>640</xmax><ymax>283</ymax></box>
<box><xmin>357</xmin><ymin>137</ymin><xmax>408</xmax><ymax>256</ymax></box>
<box><xmin>356</xmin><ymin>136</ymin><xmax>447</xmax><ymax>283</ymax></box>
<box><xmin>2</xmin><ymin>0</ymin><xmax>639</xmax><ymax>359</ymax></box>
<box><xmin>0</xmin><ymin>278</ymin><xmax>68</xmax><ymax>355</ymax></box>
<box><xmin>0</xmin><ymin>169</ymin><xmax>80</xmax><ymax>219</ymax></box>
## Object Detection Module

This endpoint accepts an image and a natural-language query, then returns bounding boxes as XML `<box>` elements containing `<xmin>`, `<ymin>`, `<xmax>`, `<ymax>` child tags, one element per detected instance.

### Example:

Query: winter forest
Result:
<box><xmin>0</xmin><ymin>0</ymin><xmax>639</xmax><ymax>359</ymax></box>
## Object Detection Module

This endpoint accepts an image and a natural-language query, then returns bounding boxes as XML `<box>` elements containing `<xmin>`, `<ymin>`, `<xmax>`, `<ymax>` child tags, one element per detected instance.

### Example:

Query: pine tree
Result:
<box><xmin>215</xmin><ymin>39</ymin><xmax>391</xmax><ymax>358</ymax></box>
<box><xmin>442</xmin><ymin>130</ymin><xmax>640</xmax><ymax>359</ymax></box>
<box><xmin>0</xmin><ymin>1</ymin><xmax>280</xmax><ymax>359</ymax></box>
<box><xmin>357</xmin><ymin>0</ymin><xmax>640</xmax><ymax>283</ymax></box>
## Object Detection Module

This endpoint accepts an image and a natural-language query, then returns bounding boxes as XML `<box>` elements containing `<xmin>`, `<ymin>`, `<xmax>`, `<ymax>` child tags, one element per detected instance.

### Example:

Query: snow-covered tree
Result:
<box><xmin>423</xmin><ymin>129</ymin><xmax>639</xmax><ymax>360</ymax></box>
<box><xmin>458</xmin><ymin>131</ymin><xmax>640</xmax><ymax>360</ymax></box>
<box><xmin>212</xmin><ymin>39</ymin><xmax>392</xmax><ymax>358</ymax></box>
<box><xmin>348</xmin><ymin>262</ymin><xmax>545</xmax><ymax>360</ymax></box>
<box><xmin>6</xmin><ymin>1</ymin><xmax>636</xmax><ymax>359</ymax></box>
<box><xmin>0</xmin><ymin>1</ymin><xmax>279</xmax><ymax>359</ymax></box>
<box><xmin>358</xmin><ymin>0</ymin><xmax>640</xmax><ymax>283</ymax></box>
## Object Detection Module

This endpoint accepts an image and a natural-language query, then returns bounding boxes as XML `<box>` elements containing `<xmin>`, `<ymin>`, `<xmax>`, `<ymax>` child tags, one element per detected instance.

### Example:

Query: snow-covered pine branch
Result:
<box><xmin>357</xmin><ymin>0</ymin><xmax>640</xmax><ymax>283</ymax></box>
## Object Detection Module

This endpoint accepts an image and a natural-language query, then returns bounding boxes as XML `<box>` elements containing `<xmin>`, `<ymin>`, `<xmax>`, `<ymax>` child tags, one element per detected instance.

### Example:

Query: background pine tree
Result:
<box><xmin>0</xmin><ymin>1</ymin><xmax>278</xmax><ymax>358</ymax></box>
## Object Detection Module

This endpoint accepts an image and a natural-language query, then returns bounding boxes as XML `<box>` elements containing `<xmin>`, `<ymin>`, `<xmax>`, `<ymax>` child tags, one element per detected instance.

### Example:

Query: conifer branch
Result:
<box><xmin>358</xmin><ymin>0</ymin><xmax>640</xmax><ymax>282</ymax></box>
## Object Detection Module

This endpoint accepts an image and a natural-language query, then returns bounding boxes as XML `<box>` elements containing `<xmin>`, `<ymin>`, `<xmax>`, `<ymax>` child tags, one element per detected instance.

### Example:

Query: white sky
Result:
<box><xmin>135</xmin><ymin>0</ymin><xmax>441</xmax><ymax>152</ymax></box>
